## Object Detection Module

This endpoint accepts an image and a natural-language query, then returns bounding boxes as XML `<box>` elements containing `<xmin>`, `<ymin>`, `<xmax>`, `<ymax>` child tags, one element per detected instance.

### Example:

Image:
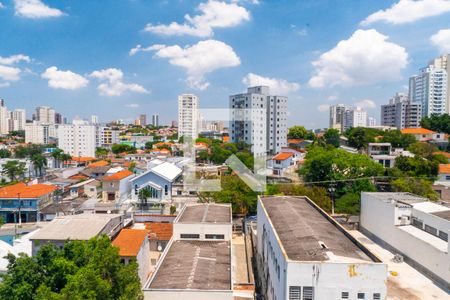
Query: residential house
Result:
<box><xmin>29</xmin><ymin>213</ymin><xmax>124</xmax><ymax>255</ymax></box>
<box><xmin>0</xmin><ymin>183</ymin><xmax>57</xmax><ymax>223</ymax></box>
<box><xmin>112</xmin><ymin>229</ymin><xmax>151</xmax><ymax>286</ymax></box>
<box><xmin>269</xmin><ymin>152</ymin><xmax>294</xmax><ymax>176</ymax></box>
<box><xmin>130</xmin><ymin>162</ymin><xmax>182</xmax><ymax>203</ymax></box>
<box><xmin>401</xmin><ymin>128</ymin><xmax>447</xmax><ymax>143</ymax></box>
<box><xmin>101</xmin><ymin>170</ymin><xmax>135</xmax><ymax>202</ymax></box>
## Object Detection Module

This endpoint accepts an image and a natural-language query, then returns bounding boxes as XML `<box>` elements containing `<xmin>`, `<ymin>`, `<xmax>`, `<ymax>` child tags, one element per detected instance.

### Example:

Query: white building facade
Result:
<box><xmin>35</xmin><ymin>106</ymin><xmax>56</xmax><ymax>124</ymax></box>
<box><xmin>343</xmin><ymin>107</ymin><xmax>368</xmax><ymax>132</ymax></box>
<box><xmin>381</xmin><ymin>93</ymin><xmax>422</xmax><ymax>129</ymax></box>
<box><xmin>25</xmin><ymin>121</ymin><xmax>56</xmax><ymax>144</ymax></box>
<box><xmin>230</xmin><ymin>86</ymin><xmax>287</xmax><ymax>154</ymax></box>
<box><xmin>329</xmin><ymin>104</ymin><xmax>345</xmax><ymax>132</ymax></box>
<box><xmin>360</xmin><ymin>192</ymin><xmax>450</xmax><ymax>289</ymax></box>
<box><xmin>57</xmin><ymin>119</ymin><xmax>96</xmax><ymax>157</ymax></box>
<box><xmin>178</xmin><ymin>94</ymin><xmax>199</xmax><ymax>139</ymax></box>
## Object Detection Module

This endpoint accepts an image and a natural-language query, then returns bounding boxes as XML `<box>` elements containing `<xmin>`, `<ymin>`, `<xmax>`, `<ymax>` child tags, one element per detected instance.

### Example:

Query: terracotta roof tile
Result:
<box><xmin>0</xmin><ymin>183</ymin><xmax>57</xmax><ymax>199</ymax></box>
<box><xmin>273</xmin><ymin>152</ymin><xmax>294</xmax><ymax>161</ymax></box>
<box><xmin>112</xmin><ymin>229</ymin><xmax>148</xmax><ymax>257</ymax></box>
<box><xmin>145</xmin><ymin>222</ymin><xmax>173</xmax><ymax>241</ymax></box>
<box><xmin>103</xmin><ymin>170</ymin><xmax>134</xmax><ymax>181</ymax></box>
<box><xmin>71</xmin><ymin>157</ymin><xmax>96</xmax><ymax>163</ymax></box>
<box><xmin>401</xmin><ymin>128</ymin><xmax>436</xmax><ymax>135</ymax></box>
<box><xmin>439</xmin><ymin>164</ymin><xmax>450</xmax><ymax>174</ymax></box>
<box><xmin>88</xmin><ymin>160</ymin><xmax>110</xmax><ymax>168</ymax></box>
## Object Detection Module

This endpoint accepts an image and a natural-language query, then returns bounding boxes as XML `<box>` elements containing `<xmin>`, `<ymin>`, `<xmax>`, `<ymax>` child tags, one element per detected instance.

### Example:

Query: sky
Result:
<box><xmin>1</xmin><ymin>0</ymin><xmax>450</xmax><ymax>128</ymax></box>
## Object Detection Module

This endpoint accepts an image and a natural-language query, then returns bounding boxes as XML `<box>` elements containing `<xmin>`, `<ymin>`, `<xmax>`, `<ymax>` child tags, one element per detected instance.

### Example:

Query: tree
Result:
<box><xmin>323</xmin><ymin>129</ymin><xmax>340</xmax><ymax>147</ymax></box>
<box><xmin>407</xmin><ymin>142</ymin><xmax>437</xmax><ymax>159</ymax></box>
<box><xmin>1</xmin><ymin>160</ymin><xmax>27</xmax><ymax>182</ymax></box>
<box><xmin>346</xmin><ymin>127</ymin><xmax>381</xmax><ymax>150</ymax></box>
<box><xmin>394</xmin><ymin>156</ymin><xmax>438</xmax><ymax>178</ymax></box>
<box><xmin>421</xmin><ymin>114</ymin><xmax>450</xmax><ymax>134</ymax></box>
<box><xmin>335</xmin><ymin>193</ymin><xmax>360</xmax><ymax>215</ymax></box>
<box><xmin>381</xmin><ymin>130</ymin><xmax>416</xmax><ymax>148</ymax></box>
<box><xmin>391</xmin><ymin>177</ymin><xmax>438</xmax><ymax>200</ymax></box>
<box><xmin>138</xmin><ymin>187</ymin><xmax>152</xmax><ymax>210</ymax></box>
<box><xmin>30</xmin><ymin>154</ymin><xmax>47</xmax><ymax>177</ymax></box>
<box><xmin>51</xmin><ymin>149</ymin><xmax>63</xmax><ymax>169</ymax></box>
<box><xmin>95</xmin><ymin>147</ymin><xmax>109</xmax><ymax>158</ymax></box>
<box><xmin>287</xmin><ymin>126</ymin><xmax>308</xmax><ymax>139</ymax></box>
<box><xmin>0</xmin><ymin>149</ymin><xmax>11</xmax><ymax>158</ymax></box>
<box><xmin>0</xmin><ymin>236</ymin><xmax>142</xmax><ymax>300</ymax></box>
<box><xmin>111</xmin><ymin>144</ymin><xmax>137</xmax><ymax>154</ymax></box>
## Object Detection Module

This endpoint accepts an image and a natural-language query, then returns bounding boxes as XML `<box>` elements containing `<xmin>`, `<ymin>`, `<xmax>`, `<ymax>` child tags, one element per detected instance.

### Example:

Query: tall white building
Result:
<box><xmin>342</xmin><ymin>107</ymin><xmax>368</xmax><ymax>132</ymax></box>
<box><xmin>257</xmin><ymin>196</ymin><xmax>387</xmax><ymax>300</ymax></box>
<box><xmin>57</xmin><ymin>119</ymin><xmax>96</xmax><ymax>157</ymax></box>
<box><xmin>329</xmin><ymin>104</ymin><xmax>345</xmax><ymax>132</ymax></box>
<box><xmin>429</xmin><ymin>54</ymin><xmax>450</xmax><ymax>114</ymax></box>
<box><xmin>409</xmin><ymin>65</ymin><xmax>448</xmax><ymax>117</ymax></box>
<box><xmin>25</xmin><ymin>121</ymin><xmax>55</xmax><ymax>144</ymax></box>
<box><xmin>152</xmin><ymin>114</ymin><xmax>159</xmax><ymax>127</ymax></box>
<box><xmin>91</xmin><ymin>115</ymin><xmax>99</xmax><ymax>125</ymax></box>
<box><xmin>0</xmin><ymin>105</ymin><xmax>9</xmax><ymax>135</ymax></box>
<box><xmin>230</xmin><ymin>86</ymin><xmax>287</xmax><ymax>154</ymax></box>
<box><xmin>96</xmin><ymin>126</ymin><xmax>120</xmax><ymax>149</ymax></box>
<box><xmin>35</xmin><ymin>106</ymin><xmax>56</xmax><ymax>124</ymax></box>
<box><xmin>367</xmin><ymin>116</ymin><xmax>377</xmax><ymax>127</ymax></box>
<box><xmin>178</xmin><ymin>94</ymin><xmax>199</xmax><ymax>139</ymax></box>
<box><xmin>10</xmin><ymin>109</ymin><xmax>26</xmax><ymax>131</ymax></box>
<box><xmin>381</xmin><ymin>93</ymin><xmax>422</xmax><ymax>129</ymax></box>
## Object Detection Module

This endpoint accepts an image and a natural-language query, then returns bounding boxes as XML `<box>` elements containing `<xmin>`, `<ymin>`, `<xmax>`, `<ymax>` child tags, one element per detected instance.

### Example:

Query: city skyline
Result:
<box><xmin>1</xmin><ymin>0</ymin><xmax>450</xmax><ymax>127</ymax></box>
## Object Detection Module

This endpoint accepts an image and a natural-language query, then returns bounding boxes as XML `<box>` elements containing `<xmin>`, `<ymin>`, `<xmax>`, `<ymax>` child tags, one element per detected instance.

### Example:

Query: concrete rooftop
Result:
<box><xmin>177</xmin><ymin>203</ymin><xmax>231</xmax><ymax>224</ymax></box>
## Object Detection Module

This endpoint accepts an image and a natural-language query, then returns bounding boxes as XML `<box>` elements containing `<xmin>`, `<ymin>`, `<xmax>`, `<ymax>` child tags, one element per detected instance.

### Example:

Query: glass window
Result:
<box><xmin>357</xmin><ymin>293</ymin><xmax>365</xmax><ymax>299</ymax></box>
<box><xmin>288</xmin><ymin>286</ymin><xmax>301</xmax><ymax>300</ymax></box>
<box><xmin>303</xmin><ymin>287</ymin><xmax>314</xmax><ymax>300</ymax></box>
<box><xmin>180</xmin><ymin>234</ymin><xmax>200</xmax><ymax>239</ymax></box>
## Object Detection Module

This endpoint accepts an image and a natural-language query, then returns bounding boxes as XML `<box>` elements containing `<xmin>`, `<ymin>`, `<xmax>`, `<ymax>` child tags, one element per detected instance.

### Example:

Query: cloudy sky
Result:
<box><xmin>1</xmin><ymin>0</ymin><xmax>449</xmax><ymax>127</ymax></box>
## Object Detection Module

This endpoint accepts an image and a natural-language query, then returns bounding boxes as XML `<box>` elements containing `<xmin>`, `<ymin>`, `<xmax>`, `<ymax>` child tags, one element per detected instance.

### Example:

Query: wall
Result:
<box><xmin>131</xmin><ymin>171</ymin><xmax>172</xmax><ymax>201</ymax></box>
<box><xmin>173</xmin><ymin>223</ymin><xmax>232</xmax><ymax>241</ymax></box>
<box><xmin>137</xmin><ymin>237</ymin><xmax>151</xmax><ymax>286</ymax></box>
<box><xmin>360</xmin><ymin>193</ymin><xmax>450</xmax><ymax>288</ymax></box>
<box><xmin>143</xmin><ymin>290</ymin><xmax>232</xmax><ymax>300</ymax></box>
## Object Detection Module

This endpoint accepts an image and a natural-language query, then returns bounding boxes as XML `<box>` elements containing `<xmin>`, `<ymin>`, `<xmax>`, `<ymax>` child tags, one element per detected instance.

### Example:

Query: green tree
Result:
<box><xmin>323</xmin><ymin>129</ymin><xmax>340</xmax><ymax>147</ymax></box>
<box><xmin>111</xmin><ymin>144</ymin><xmax>137</xmax><ymax>154</ymax></box>
<box><xmin>1</xmin><ymin>160</ymin><xmax>27</xmax><ymax>181</ymax></box>
<box><xmin>30</xmin><ymin>154</ymin><xmax>47</xmax><ymax>177</ymax></box>
<box><xmin>0</xmin><ymin>236</ymin><xmax>142</xmax><ymax>300</ymax></box>
<box><xmin>0</xmin><ymin>149</ymin><xmax>11</xmax><ymax>158</ymax></box>
<box><xmin>51</xmin><ymin>149</ymin><xmax>63</xmax><ymax>169</ymax></box>
<box><xmin>335</xmin><ymin>193</ymin><xmax>361</xmax><ymax>215</ymax></box>
<box><xmin>391</xmin><ymin>177</ymin><xmax>438</xmax><ymax>200</ymax></box>
<box><xmin>421</xmin><ymin>114</ymin><xmax>450</xmax><ymax>134</ymax></box>
<box><xmin>381</xmin><ymin>130</ymin><xmax>416</xmax><ymax>148</ymax></box>
<box><xmin>346</xmin><ymin>127</ymin><xmax>381</xmax><ymax>150</ymax></box>
<box><xmin>394</xmin><ymin>156</ymin><xmax>438</xmax><ymax>178</ymax></box>
<box><xmin>138</xmin><ymin>187</ymin><xmax>152</xmax><ymax>210</ymax></box>
<box><xmin>287</xmin><ymin>126</ymin><xmax>308</xmax><ymax>139</ymax></box>
<box><xmin>95</xmin><ymin>147</ymin><xmax>109</xmax><ymax>158</ymax></box>
<box><xmin>407</xmin><ymin>142</ymin><xmax>437</xmax><ymax>159</ymax></box>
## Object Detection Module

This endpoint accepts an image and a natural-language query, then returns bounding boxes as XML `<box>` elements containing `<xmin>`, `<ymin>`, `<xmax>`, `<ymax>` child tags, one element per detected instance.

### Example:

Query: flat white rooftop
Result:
<box><xmin>397</xmin><ymin>225</ymin><xmax>448</xmax><ymax>252</ymax></box>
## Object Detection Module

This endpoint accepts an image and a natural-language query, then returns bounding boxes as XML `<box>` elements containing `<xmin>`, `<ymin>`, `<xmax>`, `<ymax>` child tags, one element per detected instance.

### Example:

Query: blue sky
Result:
<box><xmin>0</xmin><ymin>0</ymin><xmax>449</xmax><ymax>128</ymax></box>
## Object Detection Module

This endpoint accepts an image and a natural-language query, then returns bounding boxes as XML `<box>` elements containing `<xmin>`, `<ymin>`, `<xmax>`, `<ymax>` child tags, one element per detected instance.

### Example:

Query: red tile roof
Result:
<box><xmin>145</xmin><ymin>222</ymin><xmax>173</xmax><ymax>241</ymax></box>
<box><xmin>102</xmin><ymin>170</ymin><xmax>134</xmax><ymax>181</ymax></box>
<box><xmin>0</xmin><ymin>183</ymin><xmax>57</xmax><ymax>199</ymax></box>
<box><xmin>71</xmin><ymin>157</ymin><xmax>97</xmax><ymax>163</ymax></box>
<box><xmin>439</xmin><ymin>164</ymin><xmax>450</xmax><ymax>174</ymax></box>
<box><xmin>88</xmin><ymin>160</ymin><xmax>110</xmax><ymax>168</ymax></box>
<box><xmin>288</xmin><ymin>139</ymin><xmax>303</xmax><ymax>144</ymax></box>
<box><xmin>273</xmin><ymin>152</ymin><xmax>294</xmax><ymax>161</ymax></box>
<box><xmin>401</xmin><ymin>128</ymin><xmax>435</xmax><ymax>135</ymax></box>
<box><xmin>112</xmin><ymin>229</ymin><xmax>148</xmax><ymax>257</ymax></box>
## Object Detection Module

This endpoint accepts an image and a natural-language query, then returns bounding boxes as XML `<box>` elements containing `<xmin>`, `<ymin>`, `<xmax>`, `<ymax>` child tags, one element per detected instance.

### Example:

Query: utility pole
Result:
<box><xmin>328</xmin><ymin>184</ymin><xmax>336</xmax><ymax>216</ymax></box>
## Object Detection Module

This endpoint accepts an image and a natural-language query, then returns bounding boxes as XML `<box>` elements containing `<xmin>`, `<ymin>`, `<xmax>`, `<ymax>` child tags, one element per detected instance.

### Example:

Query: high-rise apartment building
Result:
<box><xmin>96</xmin><ymin>126</ymin><xmax>120</xmax><ymax>149</ymax></box>
<box><xmin>139</xmin><ymin>114</ymin><xmax>147</xmax><ymax>127</ymax></box>
<box><xmin>381</xmin><ymin>93</ymin><xmax>422</xmax><ymax>129</ymax></box>
<box><xmin>35</xmin><ymin>106</ymin><xmax>56</xmax><ymax>124</ymax></box>
<box><xmin>367</xmin><ymin>116</ymin><xmax>377</xmax><ymax>127</ymax></box>
<box><xmin>152</xmin><ymin>114</ymin><xmax>159</xmax><ymax>127</ymax></box>
<box><xmin>342</xmin><ymin>107</ymin><xmax>367</xmax><ymax>132</ymax></box>
<box><xmin>230</xmin><ymin>86</ymin><xmax>287</xmax><ymax>154</ymax></box>
<box><xmin>329</xmin><ymin>104</ymin><xmax>346</xmax><ymax>132</ymax></box>
<box><xmin>10</xmin><ymin>109</ymin><xmax>26</xmax><ymax>131</ymax></box>
<box><xmin>409</xmin><ymin>65</ymin><xmax>448</xmax><ymax>117</ymax></box>
<box><xmin>57</xmin><ymin>118</ymin><xmax>96</xmax><ymax>157</ymax></box>
<box><xmin>0</xmin><ymin>105</ymin><xmax>9</xmax><ymax>135</ymax></box>
<box><xmin>91</xmin><ymin>115</ymin><xmax>99</xmax><ymax>125</ymax></box>
<box><xmin>25</xmin><ymin>121</ymin><xmax>55</xmax><ymax>144</ymax></box>
<box><xmin>429</xmin><ymin>54</ymin><xmax>450</xmax><ymax>114</ymax></box>
<box><xmin>178</xmin><ymin>94</ymin><xmax>199</xmax><ymax>139</ymax></box>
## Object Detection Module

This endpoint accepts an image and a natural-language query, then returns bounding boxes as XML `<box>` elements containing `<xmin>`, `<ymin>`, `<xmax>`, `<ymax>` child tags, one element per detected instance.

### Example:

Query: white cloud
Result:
<box><xmin>90</xmin><ymin>68</ymin><xmax>149</xmax><ymax>96</ymax></box>
<box><xmin>355</xmin><ymin>99</ymin><xmax>376</xmax><ymax>109</ymax></box>
<box><xmin>145</xmin><ymin>0</ymin><xmax>250</xmax><ymax>37</ymax></box>
<box><xmin>317</xmin><ymin>104</ymin><xmax>330</xmax><ymax>112</ymax></box>
<box><xmin>431</xmin><ymin>29</ymin><xmax>450</xmax><ymax>53</ymax></box>
<box><xmin>0</xmin><ymin>65</ymin><xmax>21</xmax><ymax>81</ymax></box>
<box><xmin>327</xmin><ymin>95</ymin><xmax>338</xmax><ymax>101</ymax></box>
<box><xmin>129</xmin><ymin>44</ymin><xmax>165</xmax><ymax>56</ymax></box>
<box><xmin>125</xmin><ymin>103</ymin><xmax>140</xmax><ymax>108</ymax></box>
<box><xmin>362</xmin><ymin>0</ymin><xmax>450</xmax><ymax>25</ymax></box>
<box><xmin>14</xmin><ymin>0</ymin><xmax>64</xmax><ymax>18</ymax></box>
<box><xmin>0</xmin><ymin>82</ymin><xmax>11</xmax><ymax>88</ymax></box>
<box><xmin>0</xmin><ymin>54</ymin><xmax>31</xmax><ymax>65</ymax></box>
<box><xmin>309</xmin><ymin>29</ymin><xmax>408</xmax><ymax>88</ymax></box>
<box><xmin>242</xmin><ymin>73</ymin><xmax>300</xmax><ymax>95</ymax></box>
<box><xmin>151</xmin><ymin>40</ymin><xmax>240</xmax><ymax>90</ymax></box>
<box><xmin>0</xmin><ymin>2</ymin><xmax>5</xmax><ymax>9</ymax></box>
<box><xmin>41</xmin><ymin>66</ymin><xmax>89</xmax><ymax>90</ymax></box>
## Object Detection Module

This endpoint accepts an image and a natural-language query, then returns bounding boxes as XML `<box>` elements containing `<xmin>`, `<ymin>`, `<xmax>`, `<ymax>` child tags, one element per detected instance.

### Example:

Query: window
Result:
<box><xmin>205</xmin><ymin>234</ymin><xmax>225</xmax><ymax>240</ymax></box>
<box><xmin>164</xmin><ymin>185</ymin><xmax>168</xmax><ymax>196</ymax></box>
<box><xmin>288</xmin><ymin>286</ymin><xmax>301</xmax><ymax>300</ymax></box>
<box><xmin>373</xmin><ymin>293</ymin><xmax>381</xmax><ymax>300</ymax></box>
<box><xmin>303</xmin><ymin>287</ymin><xmax>314</xmax><ymax>300</ymax></box>
<box><xmin>424</xmin><ymin>224</ymin><xmax>437</xmax><ymax>236</ymax></box>
<box><xmin>438</xmin><ymin>230</ymin><xmax>448</xmax><ymax>242</ymax></box>
<box><xmin>341</xmin><ymin>292</ymin><xmax>349</xmax><ymax>299</ymax></box>
<box><xmin>180</xmin><ymin>234</ymin><xmax>200</xmax><ymax>239</ymax></box>
<box><xmin>411</xmin><ymin>218</ymin><xmax>423</xmax><ymax>229</ymax></box>
<box><xmin>357</xmin><ymin>293</ymin><xmax>365</xmax><ymax>299</ymax></box>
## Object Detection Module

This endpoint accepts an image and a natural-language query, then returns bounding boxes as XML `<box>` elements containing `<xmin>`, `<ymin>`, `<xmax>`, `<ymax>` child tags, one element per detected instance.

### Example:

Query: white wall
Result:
<box><xmin>137</xmin><ymin>237</ymin><xmax>151</xmax><ymax>286</ymax></box>
<box><xmin>144</xmin><ymin>290</ymin><xmax>232</xmax><ymax>300</ymax></box>
<box><xmin>173</xmin><ymin>223</ymin><xmax>232</xmax><ymax>241</ymax></box>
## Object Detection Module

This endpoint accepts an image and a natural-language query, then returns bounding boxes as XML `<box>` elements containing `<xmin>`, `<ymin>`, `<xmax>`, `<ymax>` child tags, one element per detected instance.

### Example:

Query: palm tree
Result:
<box><xmin>138</xmin><ymin>187</ymin><xmax>152</xmax><ymax>211</ymax></box>
<box><xmin>51</xmin><ymin>148</ymin><xmax>63</xmax><ymax>168</ymax></box>
<box><xmin>1</xmin><ymin>160</ymin><xmax>27</xmax><ymax>182</ymax></box>
<box><xmin>30</xmin><ymin>154</ymin><xmax>47</xmax><ymax>177</ymax></box>
<box><xmin>60</xmin><ymin>153</ymin><xmax>73</xmax><ymax>168</ymax></box>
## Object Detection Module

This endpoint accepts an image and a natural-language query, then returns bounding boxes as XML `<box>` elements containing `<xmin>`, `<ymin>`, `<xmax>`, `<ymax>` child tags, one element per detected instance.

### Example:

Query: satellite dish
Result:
<box><xmin>157</xmin><ymin>245</ymin><xmax>162</xmax><ymax>252</ymax></box>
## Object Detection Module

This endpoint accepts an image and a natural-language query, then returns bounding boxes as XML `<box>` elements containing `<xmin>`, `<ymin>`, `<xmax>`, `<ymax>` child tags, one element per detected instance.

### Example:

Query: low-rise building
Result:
<box><xmin>269</xmin><ymin>152</ymin><xmax>294</xmax><ymax>176</ymax></box>
<box><xmin>29</xmin><ymin>213</ymin><xmax>124</xmax><ymax>255</ymax></box>
<box><xmin>256</xmin><ymin>196</ymin><xmax>387</xmax><ymax>300</ymax></box>
<box><xmin>401</xmin><ymin>128</ymin><xmax>447</xmax><ymax>143</ymax></box>
<box><xmin>0</xmin><ymin>182</ymin><xmax>57</xmax><ymax>223</ymax></box>
<box><xmin>112</xmin><ymin>229</ymin><xmax>151</xmax><ymax>286</ymax></box>
<box><xmin>101</xmin><ymin>170</ymin><xmax>135</xmax><ymax>202</ymax></box>
<box><xmin>360</xmin><ymin>192</ymin><xmax>450</xmax><ymax>289</ymax></box>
